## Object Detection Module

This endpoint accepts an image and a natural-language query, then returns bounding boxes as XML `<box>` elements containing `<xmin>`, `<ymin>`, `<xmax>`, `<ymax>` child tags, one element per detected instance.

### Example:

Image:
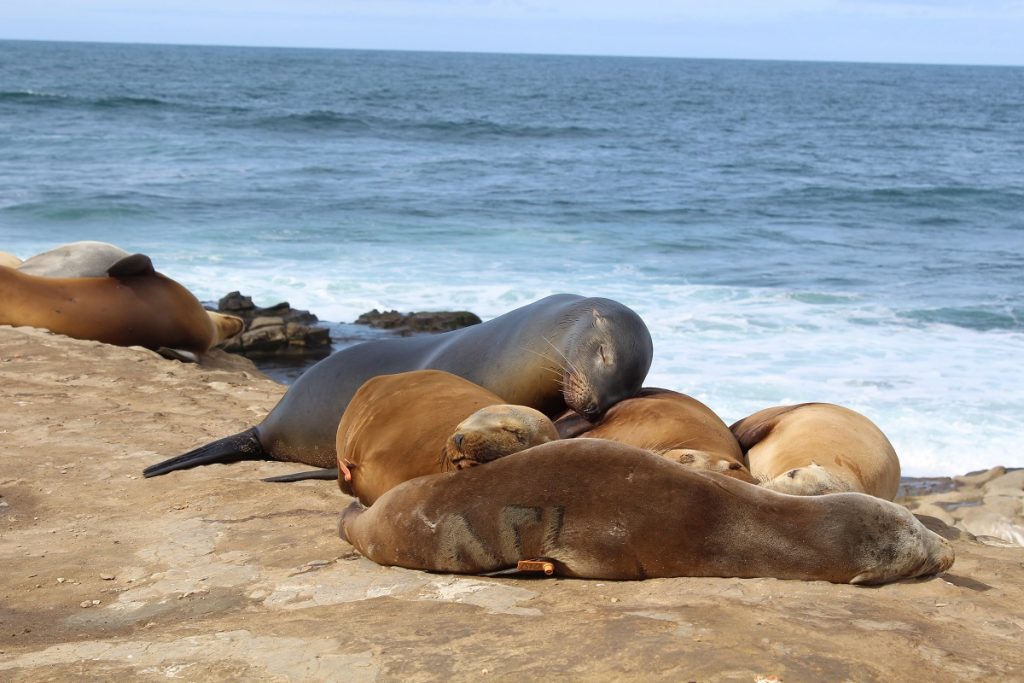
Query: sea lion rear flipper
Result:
<box><xmin>142</xmin><ymin>427</ymin><xmax>266</xmax><ymax>477</ymax></box>
<box><xmin>263</xmin><ymin>468</ymin><xmax>340</xmax><ymax>483</ymax></box>
<box><xmin>106</xmin><ymin>253</ymin><xmax>156</xmax><ymax>278</ymax></box>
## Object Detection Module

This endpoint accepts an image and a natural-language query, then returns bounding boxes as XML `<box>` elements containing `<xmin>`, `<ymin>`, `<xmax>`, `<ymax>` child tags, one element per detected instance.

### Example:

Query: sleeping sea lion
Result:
<box><xmin>331</xmin><ymin>370</ymin><xmax>558</xmax><ymax>505</ymax></box>
<box><xmin>14</xmin><ymin>241</ymin><xmax>242</xmax><ymax>349</ymax></box>
<box><xmin>555</xmin><ymin>388</ymin><xmax>754</xmax><ymax>482</ymax></box>
<box><xmin>0</xmin><ymin>255</ymin><xmax>228</xmax><ymax>354</ymax></box>
<box><xmin>338</xmin><ymin>438</ymin><xmax>954</xmax><ymax>584</ymax></box>
<box><xmin>731</xmin><ymin>402</ymin><xmax>901</xmax><ymax>500</ymax></box>
<box><xmin>444</xmin><ymin>403</ymin><xmax>559</xmax><ymax>470</ymax></box>
<box><xmin>143</xmin><ymin>293</ymin><xmax>653</xmax><ymax>477</ymax></box>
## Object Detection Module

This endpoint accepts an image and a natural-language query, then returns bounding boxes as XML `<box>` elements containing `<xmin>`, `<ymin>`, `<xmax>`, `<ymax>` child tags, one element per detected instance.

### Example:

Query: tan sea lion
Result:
<box><xmin>334</xmin><ymin>370</ymin><xmax>558</xmax><ymax>505</ymax></box>
<box><xmin>555</xmin><ymin>388</ymin><xmax>755</xmax><ymax>483</ymax></box>
<box><xmin>445</xmin><ymin>403</ymin><xmax>560</xmax><ymax>470</ymax></box>
<box><xmin>14</xmin><ymin>241</ymin><xmax>242</xmax><ymax>348</ymax></box>
<box><xmin>0</xmin><ymin>255</ymin><xmax>224</xmax><ymax>354</ymax></box>
<box><xmin>144</xmin><ymin>294</ymin><xmax>653</xmax><ymax>477</ymax></box>
<box><xmin>0</xmin><ymin>251</ymin><xmax>22</xmax><ymax>268</ymax></box>
<box><xmin>730</xmin><ymin>402</ymin><xmax>901</xmax><ymax>500</ymax></box>
<box><xmin>17</xmin><ymin>240</ymin><xmax>130</xmax><ymax>277</ymax></box>
<box><xmin>339</xmin><ymin>439</ymin><xmax>954</xmax><ymax>584</ymax></box>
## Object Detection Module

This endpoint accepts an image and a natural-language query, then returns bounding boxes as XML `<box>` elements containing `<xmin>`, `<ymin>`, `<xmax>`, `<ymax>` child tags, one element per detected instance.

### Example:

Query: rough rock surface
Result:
<box><xmin>355</xmin><ymin>309</ymin><xmax>482</xmax><ymax>336</ymax></box>
<box><xmin>212</xmin><ymin>291</ymin><xmax>330</xmax><ymax>356</ymax></box>
<box><xmin>1</xmin><ymin>325</ymin><xmax>1023</xmax><ymax>682</ymax></box>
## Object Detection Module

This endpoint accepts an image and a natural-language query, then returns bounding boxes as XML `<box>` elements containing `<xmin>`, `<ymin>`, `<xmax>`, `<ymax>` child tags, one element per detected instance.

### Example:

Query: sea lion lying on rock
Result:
<box><xmin>334</xmin><ymin>370</ymin><xmax>558</xmax><ymax>505</ymax></box>
<box><xmin>0</xmin><ymin>254</ymin><xmax>241</xmax><ymax>355</ymax></box>
<box><xmin>555</xmin><ymin>388</ymin><xmax>754</xmax><ymax>482</ymax></box>
<box><xmin>339</xmin><ymin>439</ymin><xmax>953</xmax><ymax>584</ymax></box>
<box><xmin>144</xmin><ymin>293</ymin><xmax>653</xmax><ymax>477</ymax></box>
<box><xmin>731</xmin><ymin>402</ymin><xmax>901</xmax><ymax>500</ymax></box>
<box><xmin>12</xmin><ymin>241</ymin><xmax>243</xmax><ymax>354</ymax></box>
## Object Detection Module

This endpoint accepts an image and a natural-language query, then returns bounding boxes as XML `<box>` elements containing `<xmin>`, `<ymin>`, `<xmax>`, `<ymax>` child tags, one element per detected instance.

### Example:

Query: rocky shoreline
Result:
<box><xmin>207</xmin><ymin>292</ymin><xmax>482</xmax><ymax>382</ymax></box>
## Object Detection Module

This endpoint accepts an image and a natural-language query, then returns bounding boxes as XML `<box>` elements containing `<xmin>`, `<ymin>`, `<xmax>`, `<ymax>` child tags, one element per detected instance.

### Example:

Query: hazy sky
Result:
<box><xmin>3</xmin><ymin>1</ymin><xmax>1023</xmax><ymax>66</ymax></box>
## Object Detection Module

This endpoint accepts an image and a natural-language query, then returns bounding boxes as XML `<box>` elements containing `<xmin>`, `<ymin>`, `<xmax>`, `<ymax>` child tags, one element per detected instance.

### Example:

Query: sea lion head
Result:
<box><xmin>562</xmin><ymin>305</ymin><xmax>653</xmax><ymax>421</ymax></box>
<box><xmin>763</xmin><ymin>461</ymin><xmax>855</xmax><ymax>496</ymax></box>
<box><xmin>838</xmin><ymin>496</ymin><xmax>956</xmax><ymax>584</ymax></box>
<box><xmin>443</xmin><ymin>404</ymin><xmax>559</xmax><ymax>471</ymax></box>
<box><xmin>207</xmin><ymin>311</ymin><xmax>245</xmax><ymax>344</ymax></box>
<box><xmin>667</xmin><ymin>448</ymin><xmax>758</xmax><ymax>483</ymax></box>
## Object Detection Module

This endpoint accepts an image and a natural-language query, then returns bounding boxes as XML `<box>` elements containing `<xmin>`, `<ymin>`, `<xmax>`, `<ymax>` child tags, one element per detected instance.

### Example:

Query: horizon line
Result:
<box><xmin>2</xmin><ymin>36</ymin><xmax>1021</xmax><ymax>70</ymax></box>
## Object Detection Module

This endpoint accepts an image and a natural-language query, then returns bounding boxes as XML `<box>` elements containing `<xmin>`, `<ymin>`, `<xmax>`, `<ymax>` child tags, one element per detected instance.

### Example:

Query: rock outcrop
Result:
<box><xmin>354</xmin><ymin>308</ymin><xmax>482</xmax><ymax>336</ymax></box>
<box><xmin>211</xmin><ymin>291</ymin><xmax>331</xmax><ymax>356</ymax></box>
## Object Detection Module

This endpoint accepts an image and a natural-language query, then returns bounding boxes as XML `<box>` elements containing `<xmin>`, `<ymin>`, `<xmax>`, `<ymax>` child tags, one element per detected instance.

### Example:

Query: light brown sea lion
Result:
<box><xmin>17</xmin><ymin>241</ymin><xmax>130</xmax><ymax>277</ymax></box>
<box><xmin>14</xmin><ymin>241</ymin><xmax>242</xmax><ymax>348</ymax></box>
<box><xmin>445</xmin><ymin>403</ymin><xmax>560</xmax><ymax>470</ymax></box>
<box><xmin>554</xmin><ymin>387</ymin><xmax>755</xmax><ymax>483</ymax></box>
<box><xmin>730</xmin><ymin>402</ymin><xmax>901</xmax><ymax>500</ymax></box>
<box><xmin>338</xmin><ymin>438</ymin><xmax>954</xmax><ymax>584</ymax></box>
<box><xmin>144</xmin><ymin>294</ymin><xmax>653</xmax><ymax>477</ymax></box>
<box><xmin>334</xmin><ymin>370</ymin><xmax>558</xmax><ymax>505</ymax></box>
<box><xmin>0</xmin><ymin>255</ymin><xmax>223</xmax><ymax>354</ymax></box>
<box><xmin>0</xmin><ymin>251</ymin><xmax>22</xmax><ymax>268</ymax></box>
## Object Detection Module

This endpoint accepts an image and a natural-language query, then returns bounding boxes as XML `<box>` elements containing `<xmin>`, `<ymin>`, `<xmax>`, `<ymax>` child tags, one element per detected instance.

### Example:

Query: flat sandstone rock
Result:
<box><xmin>1</xmin><ymin>325</ymin><xmax>1023</xmax><ymax>681</ymax></box>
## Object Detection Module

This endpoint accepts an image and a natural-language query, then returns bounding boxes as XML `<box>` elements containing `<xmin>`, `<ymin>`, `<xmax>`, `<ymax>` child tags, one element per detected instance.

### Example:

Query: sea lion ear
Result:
<box><xmin>591</xmin><ymin>309</ymin><xmax>608</xmax><ymax>327</ymax></box>
<box><xmin>107</xmin><ymin>253</ymin><xmax>155</xmax><ymax>277</ymax></box>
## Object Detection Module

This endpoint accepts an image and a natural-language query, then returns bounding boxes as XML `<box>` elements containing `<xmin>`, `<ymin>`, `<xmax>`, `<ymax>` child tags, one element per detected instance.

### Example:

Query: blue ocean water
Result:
<box><xmin>2</xmin><ymin>40</ymin><xmax>1022</xmax><ymax>477</ymax></box>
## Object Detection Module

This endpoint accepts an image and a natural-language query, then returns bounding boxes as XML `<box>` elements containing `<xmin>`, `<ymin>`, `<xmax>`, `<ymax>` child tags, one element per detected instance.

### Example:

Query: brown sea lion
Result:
<box><xmin>730</xmin><ymin>402</ymin><xmax>901</xmax><ymax>500</ymax></box>
<box><xmin>555</xmin><ymin>388</ymin><xmax>754</xmax><ymax>483</ymax></box>
<box><xmin>0</xmin><ymin>251</ymin><xmax>22</xmax><ymax>268</ymax></box>
<box><xmin>144</xmin><ymin>294</ymin><xmax>653</xmax><ymax>476</ymax></box>
<box><xmin>334</xmin><ymin>370</ymin><xmax>558</xmax><ymax>505</ymax></box>
<box><xmin>0</xmin><ymin>255</ymin><xmax>226</xmax><ymax>354</ymax></box>
<box><xmin>444</xmin><ymin>403</ymin><xmax>560</xmax><ymax>470</ymax></box>
<box><xmin>14</xmin><ymin>241</ymin><xmax>242</xmax><ymax>348</ymax></box>
<box><xmin>338</xmin><ymin>439</ymin><xmax>954</xmax><ymax>584</ymax></box>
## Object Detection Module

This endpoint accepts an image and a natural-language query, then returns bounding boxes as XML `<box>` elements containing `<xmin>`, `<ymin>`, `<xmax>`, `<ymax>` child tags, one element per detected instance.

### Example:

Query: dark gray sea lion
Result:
<box><xmin>0</xmin><ymin>255</ymin><xmax>231</xmax><ymax>354</ymax></box>
<box><xmin>339</xmin><ymin>439</ymin><xmax>954</xmax><ymax>584</ymax></box>
<box><xmin>731</xmin><ymin>403</ymin><xmax>901</xmax><ymax>500</ymax></box>
<box><xmin>143</xmin><ymin>293</ymin><xmax>653</xmax><ymax>477</ymax></box>
<box><xmin>554</xmin><ymin>387</ymin><xmax>755</xmax><ymax>482</ymax></box>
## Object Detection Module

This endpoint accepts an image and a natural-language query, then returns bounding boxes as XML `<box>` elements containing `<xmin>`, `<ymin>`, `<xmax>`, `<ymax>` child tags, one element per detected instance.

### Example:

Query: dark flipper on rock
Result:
<box><xmin>263</xmin><ymin>468</ymin><xmax>340</xmax><ymax>483</ymax></box>
<box><xmin>143</xmin><ymin>427</ymin><xmax>266</xmax><ymax>477</ymax></box>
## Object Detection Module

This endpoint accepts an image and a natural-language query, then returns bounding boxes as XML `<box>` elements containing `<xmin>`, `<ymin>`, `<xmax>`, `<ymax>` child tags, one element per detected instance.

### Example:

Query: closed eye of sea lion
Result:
<box><xmin>444</xmin><ymin>404</ymin><xmax>559</xmax><ymax>470</ymax></box>
<box><xmin>555</xmin><ymin>387</ymin><xmax>755</xmax><ymax>483</ymax></box>
<box><xmin>144</xmin><ymin>293</ymin><xmax>653</xmax><ymax>478</ymax></box>
<box><xmin>730</xmin><ymin>402</ymin><xmax>901</xmax><ymax>500</ymax></box>
<box><xmin>338</xmin><ymin>438</ymin><xmax>954</xmax><ymax>585</ymax></box>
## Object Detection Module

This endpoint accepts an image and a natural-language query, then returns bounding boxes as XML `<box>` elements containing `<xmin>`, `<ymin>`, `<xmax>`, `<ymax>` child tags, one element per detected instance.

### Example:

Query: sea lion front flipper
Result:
<box><xmin>143</xmin><ymin>427</ymin><xmax>267</xmax><ymax>477</ymax></box>
<box><xmin>157</xmin><ymin>347</ymin><xmax>201</xmax><ymax>364</ymax></box>
<box><xmin>106</xmin><ymin>253</ymin><xmax>156</xmax><ymax>278</ymax></box>
<box><xmin>263</xmin><ymin>468</ymin><xmax>340</xmax><ymax>483</ymax></box>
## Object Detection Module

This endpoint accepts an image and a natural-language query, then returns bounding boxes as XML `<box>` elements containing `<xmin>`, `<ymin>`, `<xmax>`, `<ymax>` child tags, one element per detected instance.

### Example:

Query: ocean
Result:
<box><xmin>2</xmin><ymin>39</ymin><xmax>1022</xmax><ymax>477</ymax></box>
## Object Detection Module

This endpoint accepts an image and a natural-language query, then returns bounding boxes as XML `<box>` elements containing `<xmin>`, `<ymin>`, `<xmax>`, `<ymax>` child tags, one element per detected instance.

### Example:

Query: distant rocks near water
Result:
<box><xmin>212</xmin><ymin>291</ymin><xmax>331</xmax><ymax>357</ymax></box>
<box><xmin>354</xmin><ymin>308</ymin><xmax>482</xmax><ymax>335</ymax></box>
<box><xmin>900</xmin><ymin>465</ymin><xmax>1024</xmax><ymax>547</ymax></box>
<box><xmin>210</xmin><ymin>291</ymin><xmax>481</xmax><ymax>358</ymax></box>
